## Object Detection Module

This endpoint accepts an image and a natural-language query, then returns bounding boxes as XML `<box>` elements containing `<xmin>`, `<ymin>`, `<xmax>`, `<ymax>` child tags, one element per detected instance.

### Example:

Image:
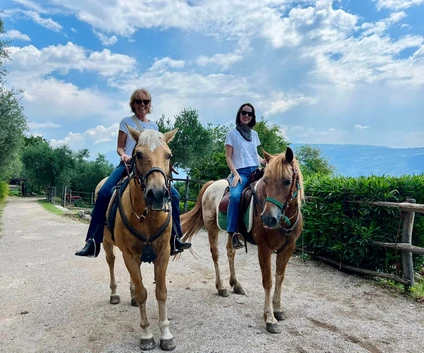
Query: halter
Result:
<box><xmin>264</xmin><ymin>164</ymin><xmax>301</xmax><ymax>233</ymax></box>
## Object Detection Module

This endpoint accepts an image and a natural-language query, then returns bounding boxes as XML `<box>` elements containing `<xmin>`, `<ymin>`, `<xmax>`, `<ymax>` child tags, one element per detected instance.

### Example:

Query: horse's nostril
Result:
<box><xmin>261</xmin><ymin>215</ymin><xmax>277</xmax><ymax>228</ymax></box>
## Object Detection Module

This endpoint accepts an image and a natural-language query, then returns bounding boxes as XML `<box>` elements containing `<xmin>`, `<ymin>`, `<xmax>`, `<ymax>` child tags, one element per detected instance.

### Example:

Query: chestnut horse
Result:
<box><xmin>181</xmin><ymin>147</ymin><xmax>304</xmax><ymax>333</ymax></box>
<box><xmin>98</xmin><ymin>126</ymin><xmax>178</xmax><ymax>351</ymax></box>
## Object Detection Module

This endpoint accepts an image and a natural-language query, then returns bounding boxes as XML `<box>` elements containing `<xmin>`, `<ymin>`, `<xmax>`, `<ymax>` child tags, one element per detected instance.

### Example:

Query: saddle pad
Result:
<box><xmin>217</xmin><ymin>194</ymin><xmax>255</xmax><ymax>233</ymax></box>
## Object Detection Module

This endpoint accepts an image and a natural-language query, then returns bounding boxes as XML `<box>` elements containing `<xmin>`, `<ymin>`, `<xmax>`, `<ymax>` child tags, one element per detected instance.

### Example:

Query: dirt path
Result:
<box><xmin>0</xmin><ymin>196</ymin><xmax>423</xmax><ymax>353</ymax></box>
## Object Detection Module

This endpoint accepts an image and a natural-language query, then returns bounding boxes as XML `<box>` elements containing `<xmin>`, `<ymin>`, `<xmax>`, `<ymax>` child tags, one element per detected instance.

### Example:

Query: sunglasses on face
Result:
<box><xmin>240</xmin><ymin>110</ymin><xmax>253</xmax><ymax>117</ymax></box>
<box><xmin>134</xmin><ymin>99</ymin><xmax>151</xmax><ymax>105</ymax></box>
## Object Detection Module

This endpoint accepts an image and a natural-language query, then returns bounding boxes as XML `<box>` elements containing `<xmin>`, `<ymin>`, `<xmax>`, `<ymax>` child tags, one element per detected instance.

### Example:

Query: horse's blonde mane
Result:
<box><xmin>267</xmin><ymin>152</ymin><xmax>305</xmax><ymax>205</ymax></box>
<box><xmin>137</xmin><ymin>129</ymin><xmax>166</xmax><ymax>152</ymax></box>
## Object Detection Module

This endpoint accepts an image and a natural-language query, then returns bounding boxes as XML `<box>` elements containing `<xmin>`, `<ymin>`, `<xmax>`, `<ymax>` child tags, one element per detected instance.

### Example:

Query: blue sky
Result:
<box><xmin>1</xmin><ymin>0</ymin><xmax>423</xmax><ymax>165</ymax></box>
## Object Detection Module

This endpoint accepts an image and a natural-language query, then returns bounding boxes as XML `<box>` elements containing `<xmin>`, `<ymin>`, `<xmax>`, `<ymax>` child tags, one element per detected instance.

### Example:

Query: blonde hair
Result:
<box><xmin>129</xmin><ymin>88</ymin><xmax>152</xmax><ymax>114</ymax></box>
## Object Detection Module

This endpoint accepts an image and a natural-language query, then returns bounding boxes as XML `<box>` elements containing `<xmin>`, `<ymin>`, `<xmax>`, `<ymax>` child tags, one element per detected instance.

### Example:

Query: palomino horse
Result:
<box><xmin>97</xmin><ymin>126</ymin><xmax>178</xmax><ymax>351</ymax></box>
<box><xmin>181</xmin><ymin>147</ymin><xmax>304</xmax><ymax>333</ymax></box>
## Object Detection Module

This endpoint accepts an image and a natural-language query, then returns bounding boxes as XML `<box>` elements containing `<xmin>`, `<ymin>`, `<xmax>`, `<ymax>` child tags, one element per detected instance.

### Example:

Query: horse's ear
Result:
<box><xmin>164</xmin><ymin>128</ymin><xmax>178</xmax><ymax>143</ymax></box>
<box><xmin>285</xmin><ymin>147</ymin><xmax>294</xmax><ymax>163</ymax></box>
<box><xmin>261</xmin><ymin>148</ymin><xmax>272</xmax><ymax>163</ymax></box>
<box><xmin>126</xmin><ymin>123</ymin><xmax>141</xmax><ymax>142</ymax></box>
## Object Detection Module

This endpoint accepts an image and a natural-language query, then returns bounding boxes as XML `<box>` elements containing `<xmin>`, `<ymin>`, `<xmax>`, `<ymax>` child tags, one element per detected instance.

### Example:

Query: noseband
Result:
<box><xmin>130</xmin><ymin>154</ymin><xmax>171</xmax><ymax>197</ymax></box>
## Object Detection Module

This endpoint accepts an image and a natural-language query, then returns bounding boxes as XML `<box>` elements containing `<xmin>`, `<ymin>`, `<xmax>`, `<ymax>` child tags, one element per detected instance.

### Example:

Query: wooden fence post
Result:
<box><xmin>402</xmin><ymin>198</ymin><xmax>416</xmax><ymax>288</ymax></box>
<box><xmin>62</xmin><ymin>186</ymin><xmax>67</xmax><ymax>207</ymax></box>
<box><xmin>184</xmin><ymin>176</ymin><xmax>190</xmax><ymax>212</ymax></box>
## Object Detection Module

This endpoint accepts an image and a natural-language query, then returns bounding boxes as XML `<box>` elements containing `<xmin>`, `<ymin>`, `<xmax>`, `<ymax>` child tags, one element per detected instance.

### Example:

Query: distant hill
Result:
<box><xmin>106</xmin><ymin>144</ymin><xmax>424</xmax><ymax>178</ymax></box>
<box><xmin>290</xmin><ymin>144</ymin><xmax>424</xmax><ymax>177</ymax></box>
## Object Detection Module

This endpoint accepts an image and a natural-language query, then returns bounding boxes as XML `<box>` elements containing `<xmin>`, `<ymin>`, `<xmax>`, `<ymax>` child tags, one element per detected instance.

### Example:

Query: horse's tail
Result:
<box><xmin>181</xmin><ymin>180</ymin><xmax>215</xmax><ymax>242</ymax></box>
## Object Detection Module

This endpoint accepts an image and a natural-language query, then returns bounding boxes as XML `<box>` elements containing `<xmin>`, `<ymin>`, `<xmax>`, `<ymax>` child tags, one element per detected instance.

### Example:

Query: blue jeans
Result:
<box><xmin>86</xmin><ymin>162</ymin><xmax>182</xmax><ymax>243</ymax></box>
<box><xmin>227</xmin><ymin>166</ymin><xmax>258</xmax><ymax>233</ymax></box>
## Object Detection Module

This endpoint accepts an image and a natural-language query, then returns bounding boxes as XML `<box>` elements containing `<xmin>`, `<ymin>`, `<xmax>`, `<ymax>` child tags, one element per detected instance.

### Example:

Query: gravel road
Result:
<box><xmin>0</xmin><ymin>196</ymin><xmax>423</xmax><ymax>353</ymax></box>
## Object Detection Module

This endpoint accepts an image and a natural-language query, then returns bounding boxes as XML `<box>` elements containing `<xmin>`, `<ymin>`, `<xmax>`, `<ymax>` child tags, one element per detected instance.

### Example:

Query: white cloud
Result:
<box><xmin>261</xmin><ymin>92</ymin><xmax>317</xmax><ymax>116</ymax></box>
<box><xmin>28</xmin><ymin>122</ymin><xmax>61</xmax><ymax>129</ymax></box>
<box><xmin>22</xmin><ymin>10</ymin><xmax>62</xmax><ymax>31</ymax></box>
<box><xmin>12</xmin><ymin>0</ymin><xmax>45</xmax><ymax>12</ymax></box>
<box><xmin>93</xmin><ymin>30</ymin><xmax>118</xmax><ymax>46</ymax></box>
<box><xmin>355</xmin><ymin>125</ymin><xmax>371</xmax><ymax>129</ymax></box>
<box><xmin>7</xmin><ymin>42</ymin><xmax>137</xmax><ymax>81</ymax></box>
<box><xmin>374</xmin><ymin>0</ymin><xmax>424</xmax><ymax>10</ymax></box>
<box><xmin>196</xmin><ymin>53</ymin><xmax>243</xmax><ymax>70</ymax></box>
<box><xmin>0</xmin><ymin>29</ymin><xmax>30</xmax><ymax>41</ymax></box>
<box><xmin>149</xmin><ymin>57</ymin><xmax>185</xmax><ymax>72</ymax></box>
<box><xmin>50</xmin><ymin>123</ymin><xmax>119</xmax><ymax>153</ymax></box>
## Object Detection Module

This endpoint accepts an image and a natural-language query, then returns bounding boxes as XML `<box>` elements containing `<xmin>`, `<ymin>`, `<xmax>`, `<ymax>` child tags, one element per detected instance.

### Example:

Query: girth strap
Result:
<box><xmin>117</xmin><ymin>179</ymin><xmax>171</xmax><ymax>245</ymax></box>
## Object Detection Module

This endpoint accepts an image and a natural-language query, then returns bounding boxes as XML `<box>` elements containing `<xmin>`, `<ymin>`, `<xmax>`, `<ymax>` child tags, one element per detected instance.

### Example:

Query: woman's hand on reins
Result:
<box><xmin>121</xmin><ymin>154</ymin><xmax>132</xmax><ymax>164</ymax></box>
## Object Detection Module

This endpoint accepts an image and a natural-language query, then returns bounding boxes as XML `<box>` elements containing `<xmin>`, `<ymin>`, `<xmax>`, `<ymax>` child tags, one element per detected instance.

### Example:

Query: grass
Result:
<box><xmin>375</xmin><ymin>277</ymin><xmax>424</xmax><ymax>303</ymax></box>
<box><xmin>0</xmin><ymin>198</ymin><xmax>6</xmax><ymax>238</ymax></box>
<box><xmin>38</xmin><ymin>199</ymin><xmax>65</xmax><ymax>216</ymax></box>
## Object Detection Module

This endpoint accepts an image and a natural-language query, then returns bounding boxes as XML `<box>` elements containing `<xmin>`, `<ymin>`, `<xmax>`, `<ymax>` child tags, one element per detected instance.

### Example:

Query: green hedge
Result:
<box><xmin>0</xmin><ymin>181</ymin><xmax>8</xmax><ymax>201</ymax></box>
<box><xmin>302</xmin><ymin>174</ymin><xmax>424</xmax><ymax>273</ymax></box>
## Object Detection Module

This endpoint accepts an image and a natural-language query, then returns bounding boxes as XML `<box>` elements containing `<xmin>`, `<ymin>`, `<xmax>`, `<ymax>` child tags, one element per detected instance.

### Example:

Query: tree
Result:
<box><xmin>189</xmin><ymin>124</ymin><xmax>230</xmax><ymax>181</ymax></box>
<box><xmin>254</xmin><ymin>118</ymin><xmax>288</xmax><ymax>156</ymax></box>
<box><xmin>0</xmin><ymin>18</ymin><xmax>27</xmax><ymax>181</ymax></box>
<box><xmin>295</xmin><ymin>145</ymin><xmax>335</xmax><ymax>176</ymax></box>
<box><xmin>157</xmin><ymin>108</ymin><xmax>213</xmax><ymax>172</ymax></box>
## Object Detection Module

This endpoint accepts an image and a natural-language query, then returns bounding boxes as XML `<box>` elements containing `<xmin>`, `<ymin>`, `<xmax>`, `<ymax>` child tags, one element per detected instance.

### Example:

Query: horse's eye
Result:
<box><xmin>165</xmin><ymin>153</ymin><xmax>172</xmax><ymax>160</ymax></box>
<box><xmin>283</xmin><ymin>180</ymin><xmax>291</xmax><ymax>186</ymax></box>
<box><xmin>135</xmin><ymin>152</ymin><xmax>143</xmax><ymax>160</ymax></box>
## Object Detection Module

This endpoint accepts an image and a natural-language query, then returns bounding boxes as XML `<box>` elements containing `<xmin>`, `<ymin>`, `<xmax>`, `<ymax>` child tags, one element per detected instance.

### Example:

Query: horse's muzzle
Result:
<box><xmin>145</xmin><ymin>187</ymin><xmax>170</xmax><ymax>211</ymax></box>
<box><xmin>261</xmin><ymin>214</ymin><xmax>278</xmax><ymax>229</ymax></box>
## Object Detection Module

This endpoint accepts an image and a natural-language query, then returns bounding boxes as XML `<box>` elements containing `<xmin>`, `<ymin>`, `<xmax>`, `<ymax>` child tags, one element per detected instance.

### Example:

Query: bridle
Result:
<box><xmin>263</xmin><ymin>164</ymin><xmax>301</xmax><ymax>234</ymax></box>
<box><xmin>116</xmin><ymin>149</ymin><xmax>172</xmax><ymax>263</ymax></box>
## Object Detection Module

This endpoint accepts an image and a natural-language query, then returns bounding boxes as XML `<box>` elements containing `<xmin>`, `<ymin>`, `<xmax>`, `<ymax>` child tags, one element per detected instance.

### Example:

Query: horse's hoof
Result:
<box><xmin>218</xmin><ymin>289</ymin><xmax>229</xmax><ymax>297</ymax></box>
<box><xmin>274</xmin><ymin>311</ymin><xmax>286</xmax><ymax>321</ymax></box>
<box><xmin>109</xmin><ymin>294</ymin><xmax>120</xmax><ymax>305</ymax></box>
<box><xmin>266</xmin><ymin>322</ymin><xmax>281</xmax><ymax>334</ymax></box>
<box><xmin>160</xmin><ymin>338</ymin><xmax>176</xmax><ymax>351</ymax></box>
<box><xmin>131</xmin><ymin>298</ymin><xmax>139</xmax><ymax>307</ymax></box>
<box><xmin>233</xmin><ymin>284</ymin><xmax>245</xmax><ymax>295</ymax></box>
<box><xmin>140</xmin><ymin>337</ymin><xmax>156</xmax><ymax>351</ymax></box>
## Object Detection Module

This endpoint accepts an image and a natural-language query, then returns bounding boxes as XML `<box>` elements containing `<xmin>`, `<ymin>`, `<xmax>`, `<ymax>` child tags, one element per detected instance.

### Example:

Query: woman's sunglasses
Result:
<box><xmin>240</xmin><ymin>110</ymin><xmax>253</xmax><ymax>117</ymax></box>
<box><xmin>134</xmin><ymin>99</ymin><xmax>151</xmax><ymax>105</ymax></box>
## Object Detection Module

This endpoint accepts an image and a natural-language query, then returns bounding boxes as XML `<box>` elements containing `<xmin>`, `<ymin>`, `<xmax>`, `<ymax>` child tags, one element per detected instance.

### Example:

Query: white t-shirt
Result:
<box><xmin>225</xmin><ymin>128</ymin><xmax>261</xmax><ymax>170</ymax></box>
<box><xmin>119</xmin><ymin>116</ymin><xmax>159</xmax><ymax>156</ymax></box>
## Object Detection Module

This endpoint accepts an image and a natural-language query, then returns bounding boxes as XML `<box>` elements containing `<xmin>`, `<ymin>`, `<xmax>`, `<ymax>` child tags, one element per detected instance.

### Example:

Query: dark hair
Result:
<box><xmin>235</xmin><ymin>103</ymin><xmax>256</xmax><ymax>128</ymax></box>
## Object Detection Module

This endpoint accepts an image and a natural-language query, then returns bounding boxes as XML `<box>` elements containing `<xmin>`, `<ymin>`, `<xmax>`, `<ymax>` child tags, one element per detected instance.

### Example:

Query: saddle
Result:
<box><xmin>218</xmin><ymin>168</ymin><xmax>264</xmax><ymax>244</ymax></box>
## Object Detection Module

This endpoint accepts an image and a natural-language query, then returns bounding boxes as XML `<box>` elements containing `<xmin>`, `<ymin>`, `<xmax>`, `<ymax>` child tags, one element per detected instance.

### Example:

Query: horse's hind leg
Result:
<box><xmin>122</xmin><ymin>253</ymin><xmax>155</xmax><ymax>350</ymax></box>
<box><xmin>104</xmin><ymin>240</ymin><xmax>120</xmax><ymax>304</ymax></box>
<box><xmin>273</xmin><ymin>245</ymin><xmax>295</xmax><ymax>322</ymax></box>
<box><xmin>154</xmin><ymin>252</ymin><xmax>175</xmax><ymax>351</ymax></box>
<box><xmin>207</xmin><ymin>225</ymin><xmax>228</xmax><ymax>297</ymax></box>
<box><xmin>226</xmin><ymin>236</ymin><xmax>245</xmax><ymax>295</ymax></box>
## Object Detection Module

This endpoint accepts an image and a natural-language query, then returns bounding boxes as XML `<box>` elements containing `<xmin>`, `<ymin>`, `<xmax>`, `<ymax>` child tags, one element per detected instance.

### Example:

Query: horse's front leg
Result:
<box><xmin>122</xmin><ymin>253</ymin><xmax>155</xmax><ymax>350</ymax></box>
<box><xmin>154</xmin><ymin>249</ymin><xmax>175</xmax><ymax>351</ymax></box>
<box><xmin>272</xmin><ymin>245</ymin><xmax>295</xmax><ymax>322</ymax></box>
<box><xmin>258</xmin><ymin>245</ymin><xmax>280</xmax><ymax>333</ymax></box>
<box><xmin>226</xmin><ymin>236</ymin><xmax>245</xmax><ymax>295</ymax></box>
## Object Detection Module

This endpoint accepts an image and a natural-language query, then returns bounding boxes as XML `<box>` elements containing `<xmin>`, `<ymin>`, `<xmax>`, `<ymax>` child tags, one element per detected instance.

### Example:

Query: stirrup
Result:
<box><xmin>230</xmin><ymin>232</ymin><xmax>243</xmax><ymax>250</ymax></box>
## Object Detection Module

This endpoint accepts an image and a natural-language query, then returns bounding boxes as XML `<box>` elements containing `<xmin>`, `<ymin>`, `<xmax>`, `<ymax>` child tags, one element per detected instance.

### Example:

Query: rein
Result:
<box><xmin>116</xmin><ymin>154</ymin><xmax>172</xmax><ymax>263</ymax></box>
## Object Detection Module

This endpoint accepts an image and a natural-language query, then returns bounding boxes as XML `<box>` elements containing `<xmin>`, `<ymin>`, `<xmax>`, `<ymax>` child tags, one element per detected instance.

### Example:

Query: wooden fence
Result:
<box><xmin>304</xmin><ymin>198</ymin><xmax>424</xmax><ymax>289</ymax></box>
